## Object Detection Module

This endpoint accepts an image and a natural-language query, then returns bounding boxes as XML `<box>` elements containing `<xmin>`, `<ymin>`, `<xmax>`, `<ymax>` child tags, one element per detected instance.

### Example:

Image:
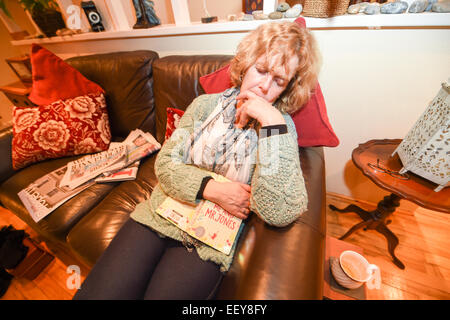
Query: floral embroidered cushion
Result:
<box><xmin>11</xmin><ymin>44</ymin><xmax>111</xmax><ymax>170</ymax></box>
<box><xmin>164</xmin><ymin>107</ymin><xmax>185</xmax><ymax>141</ymax></box>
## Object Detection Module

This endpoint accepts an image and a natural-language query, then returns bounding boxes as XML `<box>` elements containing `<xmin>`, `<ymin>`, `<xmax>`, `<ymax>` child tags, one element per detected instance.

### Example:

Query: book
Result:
<box><xmin>156</xmin><ymin>172</ymin><xmax>243</xmax><ymax>255</ymax></box>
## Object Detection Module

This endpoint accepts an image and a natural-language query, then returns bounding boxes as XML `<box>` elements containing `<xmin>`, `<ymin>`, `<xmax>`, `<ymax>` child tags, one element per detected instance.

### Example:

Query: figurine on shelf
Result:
<box><xmin>132</xmin><ymin>0</ymin><xmax>161</xmax><ymax>29</ymax></box>
<box><xmin>201</xmin><ymin>0</ymin><xmax>217</xmax><ymax>23</ymax></box>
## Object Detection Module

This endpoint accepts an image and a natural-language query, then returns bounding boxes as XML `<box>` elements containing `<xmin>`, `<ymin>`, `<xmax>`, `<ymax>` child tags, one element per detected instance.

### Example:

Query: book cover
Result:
<box><xmin>156</xmin><ymin>172</ymin><xmax>243</xmax><ymax>255</ymax></box>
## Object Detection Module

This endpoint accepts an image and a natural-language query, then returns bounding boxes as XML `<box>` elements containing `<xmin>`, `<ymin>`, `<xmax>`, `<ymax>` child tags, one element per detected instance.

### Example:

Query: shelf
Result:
<box><xmin>11</xmin><ymin>12</ymin><xmax>450</xmax><ymax>46</ymax></box>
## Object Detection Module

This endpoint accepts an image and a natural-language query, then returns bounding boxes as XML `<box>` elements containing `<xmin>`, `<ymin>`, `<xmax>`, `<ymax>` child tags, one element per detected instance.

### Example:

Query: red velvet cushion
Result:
<box><xmin>11</xmin><ymin>44</ymin><xmax>111</xmax><ymax>170</ymax></box>
<box><xmin>198</xmin><ymin>17</ymin><xmax>339</xmax><ymax>148</ymax></box>
<box><xmin>198</xmin><ymin>64</ymin><xmax>233</xmax><ymax>94</ymax></box>
<box><xmin>165</xmin><ymin>107</ymin><xmax>185</xmax><ymax>141</ymax></box>
<box><xmin>29</xmin><ymin>44</ymin><xmax>104</xmax><ymax>105</ymax></box>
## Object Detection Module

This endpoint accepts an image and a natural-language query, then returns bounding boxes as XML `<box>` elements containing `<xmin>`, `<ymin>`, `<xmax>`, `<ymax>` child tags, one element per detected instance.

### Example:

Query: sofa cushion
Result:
<box><xmin>29</xmin><ymin>44</ymin><xmax>105</xmax><ymax>105</ymax></box>
<box><xmin>66</xmin><ymin>50</ymin><xmax>159</xmax><ymax>139</ymax></box>
<box><xmin>12</xmin><ymin>92</ymin><xmax>111</xmax><ymax>170</ymax></box>
<box><xmin>67</xmin><ymin>154</ymin><xmax>158</xmax><ymax>266</ymax></box>
<box><xmin>0</xmin><ymin>156</ymin><xmax>116</xmax><ymax>243</ymax></box>
<box><xmin>153</xmin><ymin>55</ymin><xmax>232</xmax><ymax>144</ymax></box>
<box><xmin>164</xmin><ymin>107</ymin><xmax>184</xmax><ymax>141</ymax></box>
<box><xmin>12</xmin><ymin>45</ymin><xmax>112</xmax><ymax>170</ymax></box>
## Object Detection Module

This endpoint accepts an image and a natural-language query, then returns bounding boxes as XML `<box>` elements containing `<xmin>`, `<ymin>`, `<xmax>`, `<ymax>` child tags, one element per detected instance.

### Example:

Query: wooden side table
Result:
<box><xmin>0</xmin><ymin>81</ymin><xmax>34</xmax><ymax>107</ymax></box>
<box><xmin>330</xmin><ymin>139</ymin><xmax>450</xmax><ymax>270</ymax></box>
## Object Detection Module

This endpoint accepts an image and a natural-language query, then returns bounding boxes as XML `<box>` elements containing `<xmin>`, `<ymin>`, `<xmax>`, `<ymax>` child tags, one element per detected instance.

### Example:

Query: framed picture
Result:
<box><xmin>6</xmin><ymin>55</ymin><xmax>32</xmax><ymax>86</ymax></box>
<box><xmin>243</xmin><ymin>0</ymin><xmax>264</xmax><ymax>14</ymax></box>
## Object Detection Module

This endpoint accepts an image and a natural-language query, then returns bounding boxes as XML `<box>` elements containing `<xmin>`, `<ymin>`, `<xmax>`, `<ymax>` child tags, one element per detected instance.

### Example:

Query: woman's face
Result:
<box><xmin>240</xmin><ymin>54</ymin><xmax>299</xmax><ymax>104</ymax></box>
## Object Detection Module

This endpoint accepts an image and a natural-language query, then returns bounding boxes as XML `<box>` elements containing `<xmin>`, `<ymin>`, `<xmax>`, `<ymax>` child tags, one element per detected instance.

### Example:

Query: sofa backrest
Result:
<box><xmin>66</xmin><ymin>50</ymin><xmax>159</xmax><ymax>140</ymax></box>
<box><xmin>152</xmin><ymin>55</ymin><xmax>232</xmax><ymax>144</ymax></box>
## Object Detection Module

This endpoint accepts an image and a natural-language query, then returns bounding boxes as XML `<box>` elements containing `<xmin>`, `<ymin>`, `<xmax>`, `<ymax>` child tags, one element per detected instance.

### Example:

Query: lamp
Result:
<box><xmin>392</xmin><ymin>81</ymin><xmax>450</xmax><ymax>192</ymax></box>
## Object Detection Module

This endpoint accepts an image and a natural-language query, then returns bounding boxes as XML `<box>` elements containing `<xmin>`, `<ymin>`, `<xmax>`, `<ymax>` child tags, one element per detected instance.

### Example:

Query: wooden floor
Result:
<box><xmin>327</xmin><ymin>193</ymin><xmax>450</xmax><ymax>300</ymax></box>
<box><xmin>0</xmin><ymin>206</ymin><xmax>87</xmax><ymax>300</ymax></box>
<box><xmin>1</xmin><ymin>193</ymin><xmax>449</xmax><ymax>300</ymax></box>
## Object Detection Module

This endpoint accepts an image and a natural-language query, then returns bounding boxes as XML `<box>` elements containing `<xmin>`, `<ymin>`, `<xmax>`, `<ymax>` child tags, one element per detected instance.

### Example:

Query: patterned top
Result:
<box><xmin>130</xmin><ymin>93</ymin><xmax>308</xmax><ymax>272</ymax></box>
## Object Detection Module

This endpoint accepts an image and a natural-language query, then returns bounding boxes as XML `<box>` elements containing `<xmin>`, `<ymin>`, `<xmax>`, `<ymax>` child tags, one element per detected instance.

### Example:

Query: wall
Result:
<box><xmin>0</xmin><ymin>0</ymin><xmax>36</xmax><ymax>127</ymax></box>
<box><xmin>156</xmin><ymin>0</ymin><xmax>243</xmax><ymax>23</ymax></box>
<box><xmin>315</xmin><ymin>28</ymin><xmax>449</xmax><ymax>205</ymax></box>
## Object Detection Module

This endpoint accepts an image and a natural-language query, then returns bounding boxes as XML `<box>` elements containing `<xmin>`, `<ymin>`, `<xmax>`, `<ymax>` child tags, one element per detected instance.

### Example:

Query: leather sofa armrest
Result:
<box><xmin>0</xmin><ymin>127</ymin><xmax>15</xmax><ymax>185</ymax></box>
<box><xmin>217</xmin><ymin>147</ymin><xmax>326</xmax><ymax>299</ymax></box>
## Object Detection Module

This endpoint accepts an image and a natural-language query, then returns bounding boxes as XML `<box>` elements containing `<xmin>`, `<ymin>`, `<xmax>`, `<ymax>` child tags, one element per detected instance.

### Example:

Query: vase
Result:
<box><xmin>31</xmin><ymin>9</ymin><xmax>66</xmax><ymax>37</ymax></box>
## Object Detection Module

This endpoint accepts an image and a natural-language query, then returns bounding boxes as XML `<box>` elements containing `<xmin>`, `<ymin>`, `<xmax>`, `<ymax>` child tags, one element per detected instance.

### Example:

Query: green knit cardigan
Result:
<box><xmin>130</xmin><ymin>93</ymin><xmax>308</xmax><ymax>272</ymax></box>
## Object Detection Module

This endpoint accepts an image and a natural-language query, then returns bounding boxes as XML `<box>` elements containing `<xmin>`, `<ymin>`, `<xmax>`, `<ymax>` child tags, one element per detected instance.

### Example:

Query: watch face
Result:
<box><xmin>10</xmin><ymin>62</ymin><xmax>32</xmax><ymax>80</ymax></box>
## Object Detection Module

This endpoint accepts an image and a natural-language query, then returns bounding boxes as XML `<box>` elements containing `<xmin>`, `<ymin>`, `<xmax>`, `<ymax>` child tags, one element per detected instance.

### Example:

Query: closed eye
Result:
<box><xmin>275</xmin><ymin>77</ymin><xmax>286</xmax><ymax>87</ymax></box>
<box><xmin>256</xmin><ymin>67</ymin><xmax>267</xmax><ymax>75</ymax></box>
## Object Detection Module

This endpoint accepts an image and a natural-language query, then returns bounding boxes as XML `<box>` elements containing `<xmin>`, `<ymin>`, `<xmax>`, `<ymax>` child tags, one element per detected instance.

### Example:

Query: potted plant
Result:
<box><xmin>0</xmin><ymin>0</ymin><xmax>12</xmax><ymax>18</ymax></box>
<box><xmin>2</xmin><ymin>0</ymin><xmax>66</xmax><ymax>37</ymax></box>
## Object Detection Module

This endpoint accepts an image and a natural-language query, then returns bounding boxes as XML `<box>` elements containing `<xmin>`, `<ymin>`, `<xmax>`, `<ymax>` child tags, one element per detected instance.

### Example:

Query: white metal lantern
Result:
<box><xmin>392</xmin><ymin>81</ymin><xmax>450</xmax><ymax>192</ymax></box>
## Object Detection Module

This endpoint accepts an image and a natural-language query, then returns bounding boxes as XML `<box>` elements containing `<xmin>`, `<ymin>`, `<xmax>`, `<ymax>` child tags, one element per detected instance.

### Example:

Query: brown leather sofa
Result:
<box><xmin>0</xmin><ymin>50</ymin><xmax>326</xmax><ymax>299</ymax></box>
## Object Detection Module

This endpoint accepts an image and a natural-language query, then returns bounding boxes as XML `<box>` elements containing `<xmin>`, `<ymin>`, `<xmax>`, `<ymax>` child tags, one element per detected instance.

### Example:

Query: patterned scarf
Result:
<box><xmin>183</xmin><ymin>87</ymin><xmax>258</xmax><ymax>184</ymax></box>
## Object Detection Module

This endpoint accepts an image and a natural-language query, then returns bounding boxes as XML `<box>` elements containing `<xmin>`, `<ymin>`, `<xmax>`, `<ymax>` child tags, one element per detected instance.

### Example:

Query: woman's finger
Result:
<box><xmin>234</xmin><ymin>105</ymin><xmax>242</xmax><ymax>124</ymax></box>
<box><xmin>239</xmin><ymin>183</ymin><xmax>251</xmax><ymax>193</ymax></box>
<box><xmin>232</xmin><ymin>211</ymin><xmax>247</xmax><ymax>220</ymax></box>
<box><xmin>237</xmin><ymin>90</ymin><xmax>257</xmax><ymax>101</ymax></box>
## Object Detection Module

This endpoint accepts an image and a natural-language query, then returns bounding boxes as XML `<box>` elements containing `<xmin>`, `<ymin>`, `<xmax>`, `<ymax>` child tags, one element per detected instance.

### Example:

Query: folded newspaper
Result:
<box><xmin>60</xmin><ymin>129</ymin><xmax>161</xmax><ymax>190</ymax></box>
<box><xmin>18</xmin><ymin>166</ymin><xmax>95</xmax><ymax>223</ymax></box>
<box><xmin>18</xmin><ymin>129</ymin><xmax>161</xmax><ymax>222</ymax></box>
<box><xmin>95</xmin><ymin>161</ymin><xmax>140</xmax><ymax>183</ymax></box>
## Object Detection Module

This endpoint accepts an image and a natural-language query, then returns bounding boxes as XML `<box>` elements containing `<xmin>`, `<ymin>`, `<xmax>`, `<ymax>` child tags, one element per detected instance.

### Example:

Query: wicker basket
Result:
<box><xmin>302</xmin><ymin>0</ymin><xmax>351</xmax><ymax>18</ymax></box>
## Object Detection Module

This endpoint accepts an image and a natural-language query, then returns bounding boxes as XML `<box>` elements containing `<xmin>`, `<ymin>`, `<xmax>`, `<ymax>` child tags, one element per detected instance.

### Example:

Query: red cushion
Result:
<box><xmin>198</xmin><ymin>17</ymin><xmax>339</xmax><ymax>147</ymax></box>
<box><xmin>12</xmin><ymin>92</ymin><xmax>111</xmax><ymax>170</ymax></box>
<box><xmin>165</xmin><ymin>107</ymin><xmax>185</xmax><ymax>141</ymax></box>
<box><xmin>29</xmin><ymin>44</ymin><xmax>104</xmax><ymax>105</ymax></box>
<box><xmin>11</xmin><ymin>44</ymin><xmax>111</xmax><ymax>170</ymax></box>
<box><xmin>199</xmin><ymin>64</ymin><xmax>233</xmax><ymax>94</ymax></box>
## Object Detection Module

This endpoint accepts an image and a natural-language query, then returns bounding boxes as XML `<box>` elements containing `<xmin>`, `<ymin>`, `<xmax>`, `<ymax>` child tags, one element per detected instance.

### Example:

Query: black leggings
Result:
<box><xmin>73</xmin><ymin>219</ymin><xmax>223</xmax><ymax>300</ymax></box>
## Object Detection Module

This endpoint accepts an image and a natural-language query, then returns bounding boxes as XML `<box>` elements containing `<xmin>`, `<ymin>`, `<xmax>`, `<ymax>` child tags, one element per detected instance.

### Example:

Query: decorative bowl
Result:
<box><xmin>330</xmin><ymin>256</ymin><xmax>363</xmax><ymax>289</ymax></box>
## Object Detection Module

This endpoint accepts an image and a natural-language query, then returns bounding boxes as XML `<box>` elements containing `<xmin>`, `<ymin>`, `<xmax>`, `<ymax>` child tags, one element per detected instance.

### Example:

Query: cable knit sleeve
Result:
<box><xmin>155</xmin><ymin>94</ymin><xmax>219</xmax><ymax>205</ymax></box>
<box><xmin>249</xmin><ymin>114</ymin><xmax>308</xmax><ymax>227</ymax></box>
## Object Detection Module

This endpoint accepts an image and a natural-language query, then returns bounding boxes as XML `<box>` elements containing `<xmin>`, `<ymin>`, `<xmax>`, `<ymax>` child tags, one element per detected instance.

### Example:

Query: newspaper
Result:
<box><xmin>60</xmin><ymin>129</ymin><xmax>161</xmax><ymax>190</ymax></box>
<box><xmin>18</xmin><ymin>129</ymin><xmax>161</xmax><ymax>222</ymax></box>
<box><xmin>95</xmin><ymin>161</ymin><xmax>140</xmax><ymax>183</ymax></box>
<box><xmin>18</xmin><ymin>165</ymin><xmax>95</xmax><ymax>222</ymax></box>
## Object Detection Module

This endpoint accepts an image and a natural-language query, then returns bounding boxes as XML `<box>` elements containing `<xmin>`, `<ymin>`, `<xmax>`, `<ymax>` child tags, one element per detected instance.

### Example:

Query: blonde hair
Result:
<box><xmin>230</xmin><ymin>21</ymin><xmax>321</xmax><ymax>114</ymax></box>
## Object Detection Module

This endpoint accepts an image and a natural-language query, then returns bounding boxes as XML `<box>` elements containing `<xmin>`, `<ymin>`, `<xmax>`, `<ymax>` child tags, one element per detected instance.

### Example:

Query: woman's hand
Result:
<box><xmin>202</xmin><ymin>180</ymin><xmax>251</xmax><ymax>220</ymax></box>
<box><xmin>235</xmin><ymin>91</ymin><xmax>286</xmax><ymax>128</ymax></box>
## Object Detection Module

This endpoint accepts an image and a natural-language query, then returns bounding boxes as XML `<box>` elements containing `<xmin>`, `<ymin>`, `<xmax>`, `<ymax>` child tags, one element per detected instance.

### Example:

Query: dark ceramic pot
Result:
<box><xmin>31</xmin><ymin>9</ymin><xmax>66</xmax><ymax>37</ymax></box>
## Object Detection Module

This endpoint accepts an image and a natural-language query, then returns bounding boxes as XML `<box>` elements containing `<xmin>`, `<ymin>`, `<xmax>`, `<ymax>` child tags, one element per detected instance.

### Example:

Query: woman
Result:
<box><xmin>74</xmin><ymin>21</ymin><xmax>320</xmax><ymax>300</ymax></box>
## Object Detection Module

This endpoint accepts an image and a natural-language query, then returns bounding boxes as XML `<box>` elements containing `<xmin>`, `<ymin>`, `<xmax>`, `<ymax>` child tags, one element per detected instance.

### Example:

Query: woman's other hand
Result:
<box><xmin>235</xmin><ymin>91</ymin><xmax>286</xmax><ymax>128</ymax></box>
<box><xmin>202</xmin><ymin>180</ymin><xmax>251</xmax><ymax>220</ymax></box>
